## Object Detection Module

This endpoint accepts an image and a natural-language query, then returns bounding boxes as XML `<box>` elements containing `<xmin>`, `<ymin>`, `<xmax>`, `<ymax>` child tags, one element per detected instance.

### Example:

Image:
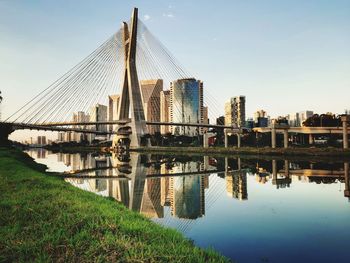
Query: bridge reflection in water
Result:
<box><xmin>26</xmin><ymin>150</ymin><xmax>350</xmax><ymax>235</ymax></box>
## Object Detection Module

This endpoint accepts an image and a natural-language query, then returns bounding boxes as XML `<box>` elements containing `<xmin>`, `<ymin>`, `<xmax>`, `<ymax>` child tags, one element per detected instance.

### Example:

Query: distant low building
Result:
<box><xmin>254</xmin><ymin>110</ymin><xmax>267</xmax><ymax>123</ymax></box>
<box><xmin>276</xmin><ymin>116</ymin><xmax>289</xmax><ymax>125</ymax></box>
<box><xmin>246</xmin><ymin>118</ymin><xmax>254</xmax><ymax>129</ymax></box>
<box><xmin>256</xmin><ymin>117</ymin><xmax>268</xmax><ymax>127</ymax></box>
<box><xmin>253</xmin><ymin>110</ymin><xmax>270</xmax><ymax>127</ymax></box>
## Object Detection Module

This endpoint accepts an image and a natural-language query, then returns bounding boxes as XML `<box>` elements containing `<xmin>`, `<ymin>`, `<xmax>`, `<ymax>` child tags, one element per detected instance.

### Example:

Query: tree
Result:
<box><xmin>303</xmin><ymin>113</ymin><xmax>341</xmax><ymax>127</ymax></box>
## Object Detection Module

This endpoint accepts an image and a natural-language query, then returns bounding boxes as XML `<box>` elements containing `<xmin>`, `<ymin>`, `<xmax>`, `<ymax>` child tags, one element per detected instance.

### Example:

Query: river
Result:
<box><xmin>26</xmin><ymin>149</ymin><xmax>350</xmax><ymax>263</ymax></box>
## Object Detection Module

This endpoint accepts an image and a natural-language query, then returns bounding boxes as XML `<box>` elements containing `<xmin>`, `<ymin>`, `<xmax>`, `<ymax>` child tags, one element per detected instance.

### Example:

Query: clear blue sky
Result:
<box><xmin>1</xmin><ymin>0</ymin><xmax>349</xmax><ymax>129</ymax></box>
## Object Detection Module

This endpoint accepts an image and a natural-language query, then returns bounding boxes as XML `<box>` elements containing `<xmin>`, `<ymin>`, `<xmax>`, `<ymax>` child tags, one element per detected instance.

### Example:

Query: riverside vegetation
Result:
<box><xmin>135</xmin><ymin>146</ymin><xmax>350</xmax><ymax>158</ymax></box>
<box><xmin>0</xmin><ymin>147</ymin><xmax>228</xmax><ymax>262</ymax></box>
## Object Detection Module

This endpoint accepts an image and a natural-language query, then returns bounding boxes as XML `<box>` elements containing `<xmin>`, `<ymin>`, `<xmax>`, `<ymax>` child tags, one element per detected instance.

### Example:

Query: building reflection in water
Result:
<box><xmin>44</xmin><ymin>150</ymin><xmax>350</xmax><ymax>231</ymax></box>
<box><xmin>225</xmin><ymin>172</ymin><xmax>248</xmax><ymax>201</ymax></box>
<box><xmin>27</xmin><ymin>148</ymin><xmax>47</xmax><ymax>159</ymax></box>
<box><xmin>62</xmin><ymin>153</ymin><xmax>214</xmax><ymax>222</ymax></box>
<box><xmin>271</xmin><ymin>160</ymin><xmax>292</xmax><ymax>189</ymax></box>
<box><xmin>22</xmin><ymin>148</ymin><xmax>350</xmax><ymax>238</ymax></box>
<box><xmin>344</xmin><ymin>162</ymin><xmax>349</xmax><ymax>200</ymax></box>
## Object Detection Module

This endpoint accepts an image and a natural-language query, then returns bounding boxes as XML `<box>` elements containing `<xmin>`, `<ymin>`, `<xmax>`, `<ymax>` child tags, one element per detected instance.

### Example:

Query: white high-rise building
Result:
<box><xmin>160</xmin><ymin>90</ymin><xmax>170</xmax><ymax>134</ymax></box>
<box><xmin>140</xmin><ymin>79</ymin><xmax>163</xmax><ymax>135</ymax></box>
<box><xmin>202</xmin><ymin>106</ymin><xmax>209</xmax><ymax>133</ymax></box>
<box><xmin>299</xmin><ymin>111</ymin><xmax>313</xmax><ymax>126</ymax></box>
<box><xmin>89</xmin><ymin>104</ymin><xmax>108</xmax><ymax>142</ymax></box>
<box><xmin>72</xmin><ymin>111</ymin><xmax>90</xmax><ymax>142</ymax></box>
<box><xmin>225</xmin><ymin>96</ymin><xmax>246</xmax><ymax>128</ymax></box>
<box><xmin>108</xmin><ymin>95</ymin><xmax>120</xmax><ymax>133</ymax></box>
<box><xmin>287</xmin><ymin>111</ymin><xmax>313</xmax><ymax>127</ymax></box>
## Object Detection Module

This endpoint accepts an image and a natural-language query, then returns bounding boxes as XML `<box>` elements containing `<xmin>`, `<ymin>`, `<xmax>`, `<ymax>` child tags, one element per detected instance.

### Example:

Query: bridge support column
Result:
<box><xmin>308</xmin><ymin>134</ymin><xmax>314</xmax><ymax>145</ymax></box>
<box><xmin>283</xmin><ymin>129</ymin><xmax>289</xmax><ymax>148</ymax></box>
<box><xmin>224</xmin><ymin>129</ymin><xmax>228</xmax><ymax>148</ymax></box>
<box><xmin>203</xmin><ymin>132</ymin><xmax>215</xmax><ymax>148</ymax></box>
<box><xmin>146</xmin><ymin>138</ymin><xmax>152</xmax><ymax>147</ymax></box>
<box><xmin>271</xmin><ymin>120</ymin><xmax>276</xmax><ymax>148</ymax></box>
<box><xmin>341</xmin><ymin>116</ymin><xmax>349</xmax><ymax>149</ymax></box>
<box><xmin>237</xmin><ymin>134</ymin><xmax>241</xmax><ymax>148</ymax></box>
<box><xmin>203</xmin><ymin>133</ymin><xmax>209</xmax><ymax>148</ymax></box>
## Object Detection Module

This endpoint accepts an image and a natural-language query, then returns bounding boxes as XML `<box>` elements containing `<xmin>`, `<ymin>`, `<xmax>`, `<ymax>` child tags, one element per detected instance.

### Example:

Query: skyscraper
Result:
<box><xmin>89</xmin><ymin>104</ymin><xmax>108</xmax><ymax>142</ymax></box>
<box><xmin>140</xmin><ymin>79</ymin><xmax>163</xmax><ymax>134</ymax></box>
<box><xmin>225</xmin><ymin>96</ymin><xmax>246</xmax><ymax>128</ymax></box>
<box><xmin>202</xmin><ymin>106</ymin><xmax>209</xmax><ymax>133</ymax></box>
<box><xmin>160</xmin><ymin>90</ymin><xmax>170</xmax><ymax>134</ymax></box>
<box><xmin>37</xmin><ymin>136</ymin><xmax>46</xmax><ymax>146</ymax></box>
<box><xmin>170</xmin><ymin>78</ymin><xmax>204</xmax><ymax>136</ymax></box>
<box><xmin>57</xmin><ymin>132</ymin><xmax>65</xmax><ymax>142</ymax></box>
<box><xmin>299</xmin><ymin>111</ymin><xmax>314</xmax><ymax>126</ymax></box>
<box><xmin>287</xmin><ymin>111</ymin><xmax>313</xmax><ymax>127</ymax></box>
<box><xmin>108</xmin><ymin>95</ymin><xmax>120</xmax><ymax>133</ymax></box>
<box><xmin>72</xmin><ymin>111</ymin><xmax>90</xmax><ymax>142</ymax></box>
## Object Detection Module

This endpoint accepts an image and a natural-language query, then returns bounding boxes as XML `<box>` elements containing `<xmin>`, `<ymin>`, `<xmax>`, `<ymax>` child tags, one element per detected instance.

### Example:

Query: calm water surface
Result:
<box><xmin>26</xmin><ymin>149</ymin><xmax>350</xmax><ymax>263</ymax></box>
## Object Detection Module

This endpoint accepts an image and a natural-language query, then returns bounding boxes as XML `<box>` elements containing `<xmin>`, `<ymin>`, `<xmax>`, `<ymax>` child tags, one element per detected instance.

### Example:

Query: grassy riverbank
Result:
<box><xmin>0</xmin><ymin>148</ymin><xmax>228</xmax><ymax>262</ymax></box>
<box><xmin>134</xmin><ymin>146</ymin><xmax>350</xmax><ymax>158</ymax></box>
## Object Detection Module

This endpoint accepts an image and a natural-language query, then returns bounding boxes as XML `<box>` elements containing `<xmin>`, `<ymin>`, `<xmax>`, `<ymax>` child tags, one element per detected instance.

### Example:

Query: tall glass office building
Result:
<box><xmin>170</xmin><ymin>78</ymin><xmax>203</xmax><ymax>136</ymax></box>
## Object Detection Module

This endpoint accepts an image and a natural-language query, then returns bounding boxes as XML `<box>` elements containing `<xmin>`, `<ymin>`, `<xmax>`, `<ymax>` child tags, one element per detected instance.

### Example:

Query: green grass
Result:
<box><xmin>0</xmin><ymin>148</ymin><xmax>229</xmax><ymax>262</ymax></box>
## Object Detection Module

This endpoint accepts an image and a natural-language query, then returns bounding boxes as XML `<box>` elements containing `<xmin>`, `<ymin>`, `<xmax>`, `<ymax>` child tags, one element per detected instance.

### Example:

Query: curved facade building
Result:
<box><xmin>170</xmin><ymin>78</ymin><xmax>204</xmax><ymax>136</ymax></box>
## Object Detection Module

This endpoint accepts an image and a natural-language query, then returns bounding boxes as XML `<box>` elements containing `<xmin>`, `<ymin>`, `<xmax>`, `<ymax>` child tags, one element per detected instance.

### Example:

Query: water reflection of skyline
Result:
<box><xmin>26</xmin><ymin>150</ymin><xmax>350</xmax><ymax>232</ymax></box>
<box><xmin>25</xmin><ymin>149</ymin><xmax>350</xmax><ymax>262</ymax></box>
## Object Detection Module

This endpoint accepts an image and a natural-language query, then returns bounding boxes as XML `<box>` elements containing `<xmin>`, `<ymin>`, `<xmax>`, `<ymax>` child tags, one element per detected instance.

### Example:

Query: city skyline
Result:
<box><xmin>1</xmin><ymin>1</ymin><xmax>349</xmax><ymax>121</ymax></box>
<box><xmin>1</xmin><ymin>3</ymin><xmax>350</xmax><ymax>261</ymax></box>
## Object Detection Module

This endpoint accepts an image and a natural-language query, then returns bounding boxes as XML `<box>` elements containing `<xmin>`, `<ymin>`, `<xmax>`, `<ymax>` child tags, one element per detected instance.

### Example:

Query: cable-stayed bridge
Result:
<box><xmin>0</xmin><ymin>8</ymin><xmax>230</xmax><ymax>148</ymax></box>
